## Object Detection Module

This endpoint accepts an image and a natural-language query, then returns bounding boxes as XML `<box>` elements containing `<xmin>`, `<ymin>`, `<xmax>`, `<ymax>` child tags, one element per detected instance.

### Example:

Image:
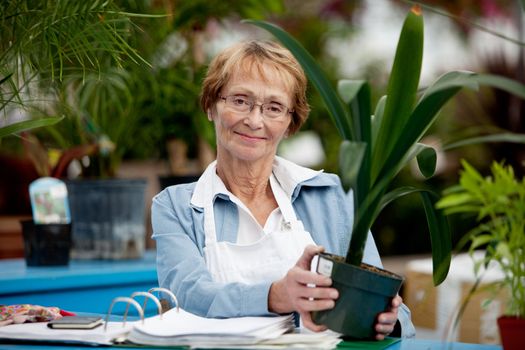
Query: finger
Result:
<box><xmin>300</xmin><ymin>286</ymin><xmax>339</xmax><ymax>301</ymax></box>
<box><xmin>296</xmin><ymin>245</ymin><xmax>325</xmax><ymax>270</ymax></box>
<box><xmin>290</xmin><ymin>268</ymin><xmax>333</xmax><ymax>287</ymax></box>
<box><xmin>296</xmin><ymin>297</ymin><xmax>336</xmax><ymax>312</ymax></box>
<box><xmin>377</xmin><ymin>311</ymin><xmax>398</xmax><ymax>325</ymax></box>
<box><xmin>375</xmin><ymin>333</ymin><xmax>386</xmax><ymax>341</ymax></box>
<box><xmin>375</xmin><ymin>322</ymin><xmax>394</xmax><ymax>335</ymax></box>
<box><xmin>300</xmin><ymin>312</ymin><xmax>328</xmax><ymax>332</ymax></box>
<box><xmin>391</xmin><ymin>295</ymin><xmax>402</xmax><ymax>308</ymax></box>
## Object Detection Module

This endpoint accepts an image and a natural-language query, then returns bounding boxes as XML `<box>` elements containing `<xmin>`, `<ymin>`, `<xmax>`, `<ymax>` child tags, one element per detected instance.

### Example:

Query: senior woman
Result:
<box><xmin>152</xmin><ymin>40</ymin><xmax>416</xmax><ymax>339</ymax></box>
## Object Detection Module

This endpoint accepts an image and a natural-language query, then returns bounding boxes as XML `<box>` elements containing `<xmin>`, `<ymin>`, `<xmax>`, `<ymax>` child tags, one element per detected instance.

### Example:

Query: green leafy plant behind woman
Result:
<box><xmin>247</xmin><ymin>5</ymin><xmax>525</xmax><ymax>285</ymax></box>
<box><xmin>437</xmin><ymin>160</ymin><xmax>525</xmax><ymax>318</ymax></box>
<box><xmin>0</xmin><ymin>1</ymin><xmax>149</xmax><ymax>139</ymax></box>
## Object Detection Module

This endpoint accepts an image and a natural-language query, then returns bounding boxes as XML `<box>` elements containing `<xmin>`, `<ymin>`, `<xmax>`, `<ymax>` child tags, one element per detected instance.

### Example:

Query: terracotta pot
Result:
<box><xmin>497</xmin><ymin>315</ymin><xmax>525</xmax><ymax>350</ymax></box>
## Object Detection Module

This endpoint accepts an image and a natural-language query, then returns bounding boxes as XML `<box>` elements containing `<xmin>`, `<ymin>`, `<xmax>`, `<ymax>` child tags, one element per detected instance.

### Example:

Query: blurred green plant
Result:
<box><xmin>437</xmin><ymin>160</ymin><xmax>525</xmax><ymax>318</ymax></box>
<box><xmin>0</xmin><ymin>0</ymin><xmax>149</xmax><ymax>140</ymax></box>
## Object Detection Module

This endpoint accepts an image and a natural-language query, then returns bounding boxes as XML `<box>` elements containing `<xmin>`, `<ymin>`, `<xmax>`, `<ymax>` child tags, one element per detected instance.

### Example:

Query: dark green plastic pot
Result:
<box><xmin>312</xmin><ymin>252</ymin><xmax>404</xmax><ymax>339</ymax></box>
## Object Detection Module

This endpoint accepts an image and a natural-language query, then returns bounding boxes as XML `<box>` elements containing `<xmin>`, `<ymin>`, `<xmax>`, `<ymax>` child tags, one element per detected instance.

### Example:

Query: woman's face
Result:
<box><xmin>209</xmin><ymin>63</ymin><xmax>293</xmax><ymax>165</ymax></box>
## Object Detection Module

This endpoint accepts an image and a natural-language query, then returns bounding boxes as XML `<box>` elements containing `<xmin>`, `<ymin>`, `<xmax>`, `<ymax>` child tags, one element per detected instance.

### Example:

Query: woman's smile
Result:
<box><xmin>234</xmin><ymin>130</ymin><xmax>267</xmax><ymax>142</ymax></box>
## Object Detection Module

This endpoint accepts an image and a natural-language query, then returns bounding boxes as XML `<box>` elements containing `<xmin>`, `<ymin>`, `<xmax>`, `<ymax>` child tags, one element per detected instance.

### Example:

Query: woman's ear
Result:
<box><xmin>207</xmin><ymin>109</ymin><xmax>213</xmax><ymax>121</ymax></box>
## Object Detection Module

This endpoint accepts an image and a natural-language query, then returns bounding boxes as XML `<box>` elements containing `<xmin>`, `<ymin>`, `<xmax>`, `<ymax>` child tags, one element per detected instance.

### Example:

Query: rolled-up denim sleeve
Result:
<box><xmin>152</xmin><ymin>189</ymin><xmax>274</xmax><ymax>318</ymax></box>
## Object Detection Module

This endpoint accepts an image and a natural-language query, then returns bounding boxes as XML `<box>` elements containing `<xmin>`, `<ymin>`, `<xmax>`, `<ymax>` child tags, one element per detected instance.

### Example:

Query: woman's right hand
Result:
<box><xmin>268</xmin><ymin>245</ymin><xmax>339</xmax><ymax>332</ymax></box>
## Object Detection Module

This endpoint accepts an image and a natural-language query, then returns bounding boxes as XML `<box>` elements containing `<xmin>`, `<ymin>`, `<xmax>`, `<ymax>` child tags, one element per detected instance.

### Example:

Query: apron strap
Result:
<box><xmin>270</xmin><ymin>174</ymin><xmax>304</xmax><ymax>231</ymax></box>
<box><xmin>203</xmin><ymin>165</ymin><xmax>219</xmax><ymax>245</ymax></box>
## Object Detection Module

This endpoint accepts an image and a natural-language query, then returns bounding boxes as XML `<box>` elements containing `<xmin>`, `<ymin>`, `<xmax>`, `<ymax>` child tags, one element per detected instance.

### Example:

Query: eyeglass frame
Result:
<box><xmin>218</xmin><ymin>95</ymin><xmax>293</xmax><ymax>120</ymax></box>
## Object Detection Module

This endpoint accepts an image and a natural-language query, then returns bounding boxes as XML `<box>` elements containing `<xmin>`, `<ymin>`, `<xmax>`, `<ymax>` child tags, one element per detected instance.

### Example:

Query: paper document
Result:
<box><xmin>126</xmin><ymin>307</ymin><xmax>294</xmax><ymax>346</ymax></box>
<box><xmin>0</xmin><ymin>320</ymin><xmax>133</xmax><ymax>346</ymax></box>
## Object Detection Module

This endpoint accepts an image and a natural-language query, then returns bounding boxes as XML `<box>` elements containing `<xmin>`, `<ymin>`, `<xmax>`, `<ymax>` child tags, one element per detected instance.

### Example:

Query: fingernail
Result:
<box><xmin>330</xmin><ymin>291</ymin><xmax>338</xmax><ymax>299</ymax></box>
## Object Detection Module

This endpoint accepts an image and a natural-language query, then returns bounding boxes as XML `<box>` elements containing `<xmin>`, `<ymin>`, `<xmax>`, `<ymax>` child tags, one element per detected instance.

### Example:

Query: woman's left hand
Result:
<box><xmin>374</xmin><ymin>294</ymin><xmax>402</xmax><ymax>340</ymax></box>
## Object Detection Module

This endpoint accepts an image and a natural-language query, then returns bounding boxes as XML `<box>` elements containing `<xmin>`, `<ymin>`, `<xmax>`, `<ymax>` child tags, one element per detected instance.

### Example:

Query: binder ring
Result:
<box><xmin>104</xmin><ymin>297</ymin><xmax>144</xmax><ymax>331</ymax></box>
<box><xmin>148</xmin><ymin>287</ymin><xmax>179</xmax><ymax>313</ymax></box>
<box><xmin>130</xmin><ymin>291</ymin><xmax>163</xmax><ymax>319</ymax></box>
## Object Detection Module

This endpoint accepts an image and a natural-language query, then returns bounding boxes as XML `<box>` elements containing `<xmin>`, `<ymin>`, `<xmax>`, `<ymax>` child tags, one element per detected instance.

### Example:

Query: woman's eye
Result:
<box><xmin>268</xmin><ymin>103</ymin><xmax>284</xmax><ymax>113</ymax></box>
<box><xmin>232</xmin><ymin>97</ymin><xmax>248</xmax><ymax>105</ymax></box>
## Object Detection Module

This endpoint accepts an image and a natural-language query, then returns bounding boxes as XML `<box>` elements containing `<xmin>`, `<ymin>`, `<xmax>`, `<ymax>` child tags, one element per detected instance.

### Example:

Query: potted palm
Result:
<box><xmin>0</xmin><ymin>1</ymin><xmax>153</xmax><ymax>260</ymax></box>
<box><xmin>436</xmin><ymin>160</ymin><xmax>524</xmax><ymax>350</ymax></box>
<box><xmin>246</xmin><ymin>5</ymin><xmax>525</xmax><ymax>338</ymax></box>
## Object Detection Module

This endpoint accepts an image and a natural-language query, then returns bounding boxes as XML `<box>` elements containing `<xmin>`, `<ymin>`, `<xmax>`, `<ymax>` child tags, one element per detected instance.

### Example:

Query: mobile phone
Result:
<box><xmin>47</xmin><ymin>316</ymin><xmax>103</xmax><ymax>329</ymax></box>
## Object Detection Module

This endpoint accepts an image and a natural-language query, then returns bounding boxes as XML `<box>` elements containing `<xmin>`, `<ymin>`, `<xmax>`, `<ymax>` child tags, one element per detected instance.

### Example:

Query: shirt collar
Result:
<box><xmin>190</xmin><ymin>156</ymin><xmax>325</xmax><ymax>208</ymax></box>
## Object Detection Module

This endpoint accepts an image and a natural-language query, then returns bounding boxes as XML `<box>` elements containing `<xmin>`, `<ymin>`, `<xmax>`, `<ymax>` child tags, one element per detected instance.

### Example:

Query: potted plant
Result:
<box><xmin>0</xmin><ymin>1</ymin><xmax>153</xmax><ymax>260</ymax></box>
<box><xmin>246</xmin><ymin>5</ymin><xmax>525</xmax><ymax>338</ymax></box>
<box><xmin>436</xmin><ymin>160</ymin><xmax>524</xmax><ymax>349</ymax></box>
<box><xmin>0</xmin><ymin>1</ymin><xmax>149</xmax><ymax>139</ymax></box>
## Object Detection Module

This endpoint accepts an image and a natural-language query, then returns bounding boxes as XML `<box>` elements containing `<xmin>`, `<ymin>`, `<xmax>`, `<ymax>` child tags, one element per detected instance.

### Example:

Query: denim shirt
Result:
<box><xmin>151</xmin><ymin>158</ymin><xmax>416</xmax><ymax>338</ymax></box>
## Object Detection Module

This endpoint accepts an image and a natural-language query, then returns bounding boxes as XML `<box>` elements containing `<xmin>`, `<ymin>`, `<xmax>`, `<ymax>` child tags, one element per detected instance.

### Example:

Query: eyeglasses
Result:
<box><xmin>219</xmin><ymin>95</ymin><xmax>293</xmax><ymax>120</ymax></box>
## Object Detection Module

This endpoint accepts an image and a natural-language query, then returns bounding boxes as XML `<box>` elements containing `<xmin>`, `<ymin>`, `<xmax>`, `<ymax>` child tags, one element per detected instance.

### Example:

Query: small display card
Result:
<box><xmin>29</xmin><ymin>177</ymin><xmax>71</xmax><ymax>224</ymax></box>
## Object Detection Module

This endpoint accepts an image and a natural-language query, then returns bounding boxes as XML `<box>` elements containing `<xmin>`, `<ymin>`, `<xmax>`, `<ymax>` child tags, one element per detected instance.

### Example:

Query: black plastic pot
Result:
<box><xmin>312</xmin><ymin>252</ymin><xmax>404</xmax><ymax>339</ymax></box>
<box><xmin>158</xmin><ymin>175</ymin><xmax>200</xmax><ymax>190</ymax></box>
<box><xmin>20</xmin><ymin>220</ymin><xmax>72</xmax><ymax>266</ymax></box>
<box><xmin>65</xmin><ymin>178</ymin><xmax>147</xmax><ymax>260</ymax></box>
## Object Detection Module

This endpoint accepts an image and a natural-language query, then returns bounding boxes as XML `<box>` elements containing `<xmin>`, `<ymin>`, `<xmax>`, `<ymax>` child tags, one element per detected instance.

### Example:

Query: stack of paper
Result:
<box><xmin>0</xmin><ymin>307</ymin><xmax>342</xmax><ymax>349</ymax></box>
<box><xmin>126</xmin><ymin>307</ymin><xmax>295</xmax><ymax>347</ymax></box>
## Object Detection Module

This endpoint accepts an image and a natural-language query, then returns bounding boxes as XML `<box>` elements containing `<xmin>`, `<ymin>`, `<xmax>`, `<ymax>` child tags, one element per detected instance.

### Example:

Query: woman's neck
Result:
<box><xmin>216</xmin><ymin>155</ymin><xmax>274</xmax><ymax>203</ymax></box>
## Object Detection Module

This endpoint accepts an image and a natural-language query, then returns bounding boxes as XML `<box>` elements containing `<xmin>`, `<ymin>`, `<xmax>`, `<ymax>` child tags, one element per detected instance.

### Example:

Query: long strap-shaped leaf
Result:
<box><xmin>372</xmin><ymin>7</ymin><xmax>423</xmax><ymax>182</ymax></box>
<box><xmin>378</xmin><ymin>186</ymin><xmax>451</xmax><ymax>285</ymax></box>
<box><xmin>375</xmin><ymin>71</ymin><xmax>525</xmax><ymax>187</ymax></box>
<box><xmin>0</xmin><ymin>117</ymin><xmax>64</xmax><ymax>139</ymax></box>
<box><xmin>337</xmin><ymin>80</ymin><xmax>372</xmax><ymax>207</ymax></box>
<box><xmin>245</xmin><ymin>20</ymin><xmax>354</xmax><ymax>141</ymax></box>
<box><xmin>374</xmin><ymin>71</ymin><xmax>476</xmax><ymax>186</ymax></box>
<box><xmin>442</xmin><ymin>133</ymin><xmax>525</xmax><ymax>150</ymax></box>
<box><xmin>421</xmin><ymin>191</ymin><xmax>451</xmax><ymax>285</ymax></box>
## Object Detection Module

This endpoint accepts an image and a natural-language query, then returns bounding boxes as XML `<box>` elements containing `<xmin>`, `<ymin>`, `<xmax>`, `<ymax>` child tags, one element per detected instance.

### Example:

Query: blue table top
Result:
<box><xmin>0</xmin><ymin>338</ymin><xmax>502</xmax><ymax>349</ymax></box>
<box><xmin>0</xmin><ymin>250</ymin><xmax>157</xmax><ymax>295</ymax></box>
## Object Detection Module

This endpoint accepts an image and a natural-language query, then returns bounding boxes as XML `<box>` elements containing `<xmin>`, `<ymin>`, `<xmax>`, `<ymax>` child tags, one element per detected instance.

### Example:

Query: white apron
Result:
<box><xmin>203</xmin><ymin>172</ymin><xmax>316</xmax><ymax>284</ymax></box>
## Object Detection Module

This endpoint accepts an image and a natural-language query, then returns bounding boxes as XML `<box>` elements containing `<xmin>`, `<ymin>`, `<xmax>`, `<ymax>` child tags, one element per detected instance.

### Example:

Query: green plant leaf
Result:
<box><xmin>421</xmin><ymin>191</ymin><xmax>451</xmax><ymax>285</ymax></box>
<box><xmin>443</xmin><ymin>132</ymin><xmax>525</xmax><ymax>150</ymax></box>
<box><xmin>245</xmin><ymin>19</ymin><xmax>353</xmax><ymax>140</ymax></box>
<box><xmin>372</xmin><ymin>8</ymin><xmax>423</xmax><ymax>181</ymax></box>
<box><xmin>0</xmin><ymin>73</ymin><xmax>13</xmax><ymax>86</ymax></box>
<box><xmin>379</xmin><ymin>186</ymin><xmax>422</xmax><ymax>214</ymax></box>
<box><xmin>339</xmin><ymin>140</ymin><xmax>367</xmax><ymax>192</ymax></box>
<box><xmin>0</xmin><ymin>116</ymin><xmax>64</xmax><ymax>138</ymax></box>
<box><xmin>435</xmin><ymin>192</ymin><xmax>475</xmax><ymax>210</ymax></box>
<box><xmin>371</xmin><ymin>95</ymin><xmax>386</xmax><ymax>151</ymax></box>
<box><xmin>337</xmin><ymin>80</ymin><xmax>371</xmax><ymax>143</ymax></box>
<box><xmin>337</xmin><ymin>80</ymin><xmax>372</xmax><ymax>206</ymax></box>
<box><xmin>470</xmin><ymin>235</ymin><xmax>494</xmax><ymax>250</ymax></box>
<box><xmin>374</xmin><ymin>71</ymin><xmax>477</xmax><ymax>186</ymax></box>
<box><xmin>473</xmin><ymin>74</ymin><xmax>525</xmax><ymax>100</ymax></box>
<box><xmin>416</xmin><ymin>144</ymin><xmax>437</xmax><ymax>178</ymax></box>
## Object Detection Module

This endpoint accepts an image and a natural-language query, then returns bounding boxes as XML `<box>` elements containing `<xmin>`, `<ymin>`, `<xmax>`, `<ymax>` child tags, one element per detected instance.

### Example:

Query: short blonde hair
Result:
<box><xmin>200</xmin><ymin>40</ymin><xmax>309</xmax><ymax>135</ymax></box>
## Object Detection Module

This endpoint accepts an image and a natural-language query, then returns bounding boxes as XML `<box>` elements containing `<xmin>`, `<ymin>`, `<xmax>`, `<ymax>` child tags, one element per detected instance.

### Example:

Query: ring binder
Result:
<box><xmin>104</xmin><ymin>288</ymin><xmax>177</xmax><ymax>332</ymax></box>
<box><xmin>0</xmin><ymin>288</ymin><xmax>335</xmax><ymax>349</ymax></box>
<box><xmin>148</xmin><ymin>287</ymin><xmax>179</xmax><ymax>313</ymax></box>
<box><xmin>104</xmin><ymin>297</ymin><xmax>144</xmax><ymax>331</ymax></box>
<box><xmin>129</xmin><ymin>291</ymin><xmax>163</xmax><ymax>320</ymax></box>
